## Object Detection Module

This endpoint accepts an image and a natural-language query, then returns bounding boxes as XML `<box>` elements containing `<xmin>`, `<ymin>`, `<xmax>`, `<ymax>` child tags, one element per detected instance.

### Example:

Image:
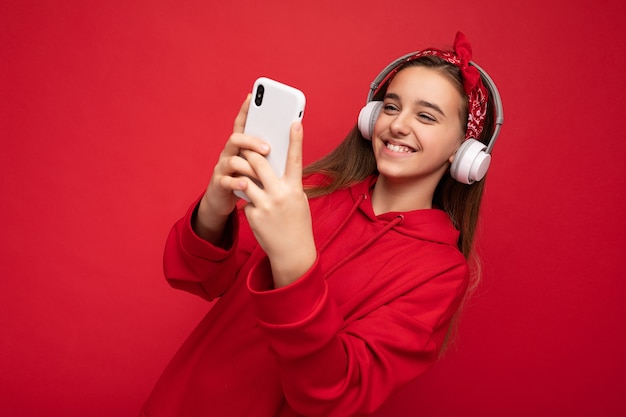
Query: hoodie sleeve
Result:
<box><xmin>247</xmin><ymin>246</ymin><xmax>469</xmax><ymax>417</ymax></box>
<box><xmin>163</xmin><ymin>197</ymin><xmax>249</xmax><ymax>301</ymax></box>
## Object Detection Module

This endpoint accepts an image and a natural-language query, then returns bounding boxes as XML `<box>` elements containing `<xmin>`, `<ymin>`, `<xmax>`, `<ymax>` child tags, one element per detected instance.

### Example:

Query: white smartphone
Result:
<box><xmin>234</xmin><ymin>77</ymin><xmax>306</xmax><ymax>201</ymax></box>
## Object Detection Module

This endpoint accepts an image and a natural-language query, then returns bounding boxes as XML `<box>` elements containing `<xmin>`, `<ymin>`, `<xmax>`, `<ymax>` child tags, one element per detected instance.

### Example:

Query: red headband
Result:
<box><xmin>390</xmin><ymin>32</ymin><xmax>488</xmax><ymax>140</ymax></box>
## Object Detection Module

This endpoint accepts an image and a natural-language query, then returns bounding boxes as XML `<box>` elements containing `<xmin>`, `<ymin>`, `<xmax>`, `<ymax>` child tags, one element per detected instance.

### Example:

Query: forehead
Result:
<box><xmin>386</xmin><ymin>66</ymin><xmax>464</xmax><ymax>107</ymax></box>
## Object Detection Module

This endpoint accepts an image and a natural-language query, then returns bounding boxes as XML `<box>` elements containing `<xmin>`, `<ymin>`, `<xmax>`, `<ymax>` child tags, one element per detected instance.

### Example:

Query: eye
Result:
<box><xmin>384</xmin><ymin>104</ymin><xmax>398</xmax><ymax>112</ymax></box>
<box><xmin>418</xmin><ymin>113</ymin><xmax>437</xmax><ymax>122</ymax></box>
<box><xmin>383</xmin><ymin>103</ymin><xmax>399</xmax><ymax>113</ymax></box>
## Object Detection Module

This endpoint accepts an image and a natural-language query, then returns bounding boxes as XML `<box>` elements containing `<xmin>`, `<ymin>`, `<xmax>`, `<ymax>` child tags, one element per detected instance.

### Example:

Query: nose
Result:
<box><xmin>389</xmin><ymin>111</ymin><xmax>410</xmax><ymax>136</ymax></box>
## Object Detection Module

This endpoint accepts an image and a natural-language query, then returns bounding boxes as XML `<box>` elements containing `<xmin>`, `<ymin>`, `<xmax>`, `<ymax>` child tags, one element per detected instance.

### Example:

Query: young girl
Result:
<box><xmin>141</xmin><ymin>32</ymin><xmax>502</xmax><ymax>417</ymax></box>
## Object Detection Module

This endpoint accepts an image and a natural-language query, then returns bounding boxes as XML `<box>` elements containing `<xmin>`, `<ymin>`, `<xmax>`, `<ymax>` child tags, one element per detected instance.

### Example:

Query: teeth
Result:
<box><xmin>386</xmin><ymin>142</ymin><xmax>413</xmax><ymax>153</ymax></box>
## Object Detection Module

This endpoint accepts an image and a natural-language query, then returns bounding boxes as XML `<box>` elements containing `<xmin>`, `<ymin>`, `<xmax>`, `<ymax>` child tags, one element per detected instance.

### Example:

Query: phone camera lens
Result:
<box><xmin>255</xmin><ymin>84</ymin><xmax>264</xmax><ymax>106</ymax></box>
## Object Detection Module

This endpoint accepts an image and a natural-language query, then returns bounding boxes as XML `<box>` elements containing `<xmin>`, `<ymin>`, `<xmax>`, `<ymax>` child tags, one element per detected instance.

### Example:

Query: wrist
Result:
<box><xmin>192</xmin><ymin>198</ymin><xmax>231</xmax><ymax>245</ymax></box>
<box><xmin>270</xmin><ymin>246</ymin><xmax>317</xmax><ymax>288</ymax></box>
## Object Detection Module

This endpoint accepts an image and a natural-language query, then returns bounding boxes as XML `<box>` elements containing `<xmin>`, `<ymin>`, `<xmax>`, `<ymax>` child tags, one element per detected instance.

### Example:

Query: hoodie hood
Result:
<box><xmin>349</xmin><ymin>176</ymin><xmax>460</xmax><ymax>247</ymax></box>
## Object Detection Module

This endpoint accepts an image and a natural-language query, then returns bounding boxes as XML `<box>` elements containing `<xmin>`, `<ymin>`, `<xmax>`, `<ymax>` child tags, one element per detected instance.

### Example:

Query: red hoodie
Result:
<box><xmin>141</xmin><ymin>175</ymin><xmax>469</xmax><ymax>417</ymax></box>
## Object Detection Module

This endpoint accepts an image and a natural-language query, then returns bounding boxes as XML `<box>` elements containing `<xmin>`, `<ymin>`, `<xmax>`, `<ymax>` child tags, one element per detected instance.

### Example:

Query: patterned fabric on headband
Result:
<box><xmin>392</xmin><ymin>32</ymin><xmax>488</xmax><ymax>140</ymax></box>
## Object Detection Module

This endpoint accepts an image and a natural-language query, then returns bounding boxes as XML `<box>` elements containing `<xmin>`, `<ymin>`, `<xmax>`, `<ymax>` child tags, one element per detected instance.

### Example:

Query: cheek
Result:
<box><xmin>371</xmin><ymin>115</ymin><xmax>386</xmax><ymax>138</ymax></box>
<box><xmin>435</xmin><ymin>128</ymin><xmax>464</xmax><ymax>158</ymax></box>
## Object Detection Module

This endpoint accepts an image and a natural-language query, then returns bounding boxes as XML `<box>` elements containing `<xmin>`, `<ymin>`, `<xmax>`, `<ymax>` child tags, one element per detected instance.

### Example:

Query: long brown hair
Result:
<box><xmin>303</xmin><ymin>55</ymin><xmax>496</xmax><ymax>276</ymax></box>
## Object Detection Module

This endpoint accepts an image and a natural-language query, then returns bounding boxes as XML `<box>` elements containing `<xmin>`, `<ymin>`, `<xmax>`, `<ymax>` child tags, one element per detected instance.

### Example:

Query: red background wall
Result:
<box><xmin>2</xmin><ymin>0</ymin><xmax>625</xmax><ymax>415</ymax></box>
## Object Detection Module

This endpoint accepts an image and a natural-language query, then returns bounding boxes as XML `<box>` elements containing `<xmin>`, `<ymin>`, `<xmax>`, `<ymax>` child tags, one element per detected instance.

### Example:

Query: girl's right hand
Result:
<box><xmin>194</xmin><ymin>94</ymin><xmax>270</xmax><ymax>244</ymax></box>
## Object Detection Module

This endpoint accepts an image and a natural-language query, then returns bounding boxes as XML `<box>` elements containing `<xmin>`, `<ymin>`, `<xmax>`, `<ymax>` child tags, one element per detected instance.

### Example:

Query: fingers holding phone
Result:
<box><xmin>238</xmin><ymin>119</ymin><xmax>304</xmax><ymax>202</ymax></box>
<box><xmin>194</xmin><ymin>78</ymin><xmax>307</xmax><ymax>247</ymax></box>
<box><xmin>194</xmin><ymin>95</ymin><xmax>269</xmax><ymax>243</ymax></box>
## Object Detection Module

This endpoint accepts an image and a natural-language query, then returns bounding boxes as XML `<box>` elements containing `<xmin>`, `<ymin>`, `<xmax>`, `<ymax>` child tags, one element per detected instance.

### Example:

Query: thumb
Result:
<box><xmin>284</xmin><ymin>121</ymin><xmax>303</xmax><ymax>183</ymax></box>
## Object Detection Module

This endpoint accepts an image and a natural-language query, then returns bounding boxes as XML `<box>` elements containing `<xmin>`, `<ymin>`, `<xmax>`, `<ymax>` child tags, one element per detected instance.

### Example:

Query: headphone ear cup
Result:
<box><xmin>358</xmin><ymin>101</ymin><xmax>383</xmax><ymax>140</ymax></box>
<box><xmin>450</xmin><ymin>139</ymin><xmax>492</xmax><ymax>184</ymax></box>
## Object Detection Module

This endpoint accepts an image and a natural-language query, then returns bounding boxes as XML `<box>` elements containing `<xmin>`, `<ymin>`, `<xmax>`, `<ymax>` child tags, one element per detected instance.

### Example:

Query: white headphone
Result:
<box><xmin>358</xmin><ymin>55</ymin><xmax>504</xmax><ymax>184</ymax></box>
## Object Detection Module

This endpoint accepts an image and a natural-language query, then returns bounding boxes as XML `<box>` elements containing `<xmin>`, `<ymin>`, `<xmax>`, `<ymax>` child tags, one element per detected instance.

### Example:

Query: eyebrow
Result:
<box><xmin>384</xmin><ymin>92</ymin><xmax>446</xmax><ymax>118</ymax></box>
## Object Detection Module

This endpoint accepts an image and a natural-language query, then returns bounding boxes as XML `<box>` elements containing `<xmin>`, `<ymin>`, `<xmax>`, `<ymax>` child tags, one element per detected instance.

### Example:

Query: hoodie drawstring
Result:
<box><xmin>318</xmin><ymin>193</ymin><xmax>367</xmax><ymax>253</ymax></box>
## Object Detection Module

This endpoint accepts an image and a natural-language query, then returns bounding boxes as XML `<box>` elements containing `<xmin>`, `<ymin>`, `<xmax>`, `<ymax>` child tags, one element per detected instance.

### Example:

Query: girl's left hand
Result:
<box><xmin>241</xmin><ymin>121</ymin><xmax>317</xmax><ymax>288</ymax></box>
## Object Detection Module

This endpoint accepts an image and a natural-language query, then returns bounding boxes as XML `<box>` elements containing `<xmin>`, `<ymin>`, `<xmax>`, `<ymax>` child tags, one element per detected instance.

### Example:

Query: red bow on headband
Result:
<box><xmin>453</xmin><ymin>31</ymin><xmax>481</xmax><ymax>96</ymax></box>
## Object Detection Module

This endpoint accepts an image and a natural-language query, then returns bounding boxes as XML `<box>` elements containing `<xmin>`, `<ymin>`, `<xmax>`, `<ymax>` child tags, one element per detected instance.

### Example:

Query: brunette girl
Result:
<box><xmin>141</xmin><ymin>31</ymin><xmax>502</xmax><ymax>417</ymax></box>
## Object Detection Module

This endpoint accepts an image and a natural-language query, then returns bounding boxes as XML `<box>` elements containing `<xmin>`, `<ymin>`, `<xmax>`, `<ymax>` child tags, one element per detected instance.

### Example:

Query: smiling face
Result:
<box><xmin>371</xmin><ymin>65</ymin><xmax>466</xmax><ymax>193</ymax></box>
